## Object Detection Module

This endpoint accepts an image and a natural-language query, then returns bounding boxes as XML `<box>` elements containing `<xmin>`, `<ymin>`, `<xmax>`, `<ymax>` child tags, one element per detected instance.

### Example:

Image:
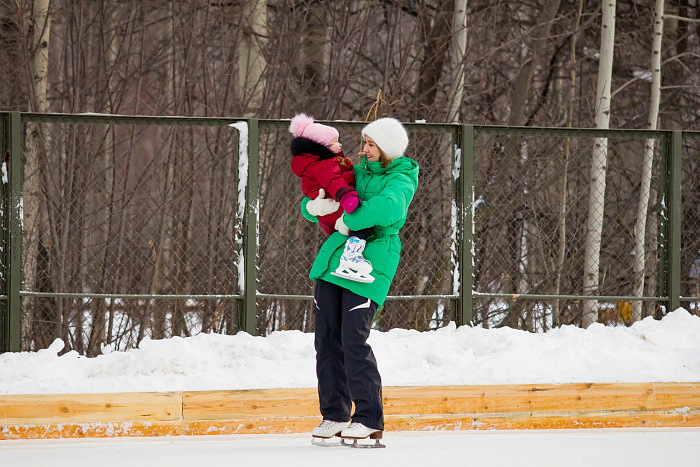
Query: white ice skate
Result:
<box><xmin>339</xmin><ymin>422</ymin><xmax>386</xmax><ymax>449</ymax></box>
<box><xmin>331</xmin><ymin>237</ymin><xmax>375</xmax><ymax>283</ymax></box>
<box><xmin>310</xmin><ymin>420</ymin><xmax>350</xmax><ymax>447</ymax></box>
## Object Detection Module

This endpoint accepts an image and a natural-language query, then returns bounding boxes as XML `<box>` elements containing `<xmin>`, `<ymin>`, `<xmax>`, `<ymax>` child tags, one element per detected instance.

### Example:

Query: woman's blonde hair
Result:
<box><xmin>379</xmin><ymin>150</ymin><xmax>392</xmax><ymax>168</ymax></box>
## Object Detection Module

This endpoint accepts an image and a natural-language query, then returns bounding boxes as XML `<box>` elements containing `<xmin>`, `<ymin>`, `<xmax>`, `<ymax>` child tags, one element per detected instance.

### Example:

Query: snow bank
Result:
<box><xmin>1</xmin><ymin>309</ymin><xmax>699</xmax><ymax>395</ymax></box>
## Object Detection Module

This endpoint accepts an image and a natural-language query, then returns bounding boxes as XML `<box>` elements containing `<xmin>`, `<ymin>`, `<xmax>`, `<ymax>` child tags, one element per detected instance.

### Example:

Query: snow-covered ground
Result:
<box><xmin>1</xmin><ymin>308</ymin><xmax>700</xmax><ymax>395</ymax></box>
<box><xmin>2</xmin><ymin>429</ymin><xmax>700</xmax><ymax>467</ymax></box>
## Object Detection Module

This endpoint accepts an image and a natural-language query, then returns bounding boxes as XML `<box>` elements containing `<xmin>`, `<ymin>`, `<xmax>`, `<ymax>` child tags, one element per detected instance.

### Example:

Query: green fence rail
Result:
<box><xmin>1</xmin><ymin>112</ymin><xmax>698</xmax><ymax>354</ymax></box>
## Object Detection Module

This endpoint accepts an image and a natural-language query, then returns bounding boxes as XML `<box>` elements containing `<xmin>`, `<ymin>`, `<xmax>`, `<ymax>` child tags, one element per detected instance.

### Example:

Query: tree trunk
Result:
<box><xmin>88</xmin><ymin>0</ymin><xmax>117</xmax><ymax>356</ymax></box>
<box><xmin>501</xmin><ymin>0</ymin><xmax>561</xmax><ymax>329</ymax></box>
<box><xmin>446</xmin><ymin>0</ymin><xmax>468</xmax><ymax>123</ymax></box>
<box><xmin>148</xmin><ymin>1</ymin><xmax>177</xmax><ymax>341</ymax></box>
<box><xmin>582</xmin><ymin>0</ymin><xmax>617</xmax><ymax>328</ymax></box>
<box><xmin>25</xmin><ymin>0</ymin><xmax>52</xmax><ymax>347</ymax></box>
<box><xmin>238</xmin><ymin>0</ymin><xmax>267</xmax><ymax>117</ymax></box>
<box><xmin>415</xmin><ymin>0</ymin><xmax>454</xmax><ymax>121</ymax></box>
<box><xmin>507</xmin><ymin>0</ymin><xmax>562</xmax><ymax>127</ymax></box>
<box><xmin>172</xmin><ymin>129</ymin><xmax>194</xmax><ymax>337</ymax></box>
<box><xmin>294</xmin><ymin>2</ymin><xmax>329</xmax><ymax>114</ymax></box>
<box><xmin>632</xmin><ymin>0</ymin><xmax>664</xmax><ymax>322</ymax></box>
<box><xmin>554</xmin><ymin>0</ymin><xmax>585</xmax><ymax>327</ymax></box>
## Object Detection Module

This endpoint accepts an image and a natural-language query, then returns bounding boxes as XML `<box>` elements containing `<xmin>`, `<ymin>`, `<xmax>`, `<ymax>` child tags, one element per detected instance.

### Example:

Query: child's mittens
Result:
<box><xmin>335</xmin><ymin>214</ymin><xmax>350</xmax><ymax>236</ymax></box>
<box><xmin>337</xmin><ymin>188</ymin><xmax>361</xmax><ymax>213</ymax></box>
<box><xmin>306</xmin><ymin>189</ymin><xmax>340</xmax><ymax>217</ymax></box>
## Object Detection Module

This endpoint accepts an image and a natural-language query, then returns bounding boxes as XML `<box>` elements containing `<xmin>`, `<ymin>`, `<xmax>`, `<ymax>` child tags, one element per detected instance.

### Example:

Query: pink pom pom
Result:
<box><xmin>289</xmin><ymin>113</ymin><xmax>315</xmax><ymax>137</ymax></box>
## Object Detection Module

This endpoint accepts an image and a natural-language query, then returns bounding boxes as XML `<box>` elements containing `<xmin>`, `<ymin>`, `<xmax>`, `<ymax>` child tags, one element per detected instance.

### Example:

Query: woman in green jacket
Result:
<box><xmin>304</xmin><ymin>118</ymin><xmax>419</xmax><ymax>445</ymax></box>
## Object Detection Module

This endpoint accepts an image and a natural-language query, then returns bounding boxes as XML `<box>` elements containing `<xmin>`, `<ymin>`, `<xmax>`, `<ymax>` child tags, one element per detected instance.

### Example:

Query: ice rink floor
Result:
<box><xmin>2</xmin><ymin>428</ymin><xmax>699</xmax><ymax>467</ymax></box>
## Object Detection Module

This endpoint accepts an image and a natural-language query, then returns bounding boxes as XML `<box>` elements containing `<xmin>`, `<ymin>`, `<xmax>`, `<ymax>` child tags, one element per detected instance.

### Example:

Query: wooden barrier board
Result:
<box><xmin>0</xmin><ymin>392</ymin><xmax>181</xmax><ymax>424</ymax></box>
<box><xmin>2</xmin><ymin>383</ymin><xmax>699</xmax><ymax>439</ymax></box>
<box><xmin>183</xmin><ymin>388</ymin><xmax>318</xmax><ymax>420</ymax></box>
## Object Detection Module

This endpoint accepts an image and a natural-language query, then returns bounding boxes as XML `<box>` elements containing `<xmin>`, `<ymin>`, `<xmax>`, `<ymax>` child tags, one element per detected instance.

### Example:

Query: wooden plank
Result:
<box><xmin>382</xmin><ymin>383</ymin><xmax>700</xmax><ymax>415</ymax></box>
<box><xmin>183</xmin><ymin>389</ymin><xmax>319</xmax><ymax>420</ymax></box>
<box><xmin>386</xmin><ymin>410</ymin><xmax>700</xmax><ymax>431</ymax></box>
<box><xmin>183</xmin><ymin>383</ymin><xmax>700</xmax><ymax>420</ymax></box>
<box><xmin>0</xmin><ymin>420</ymin><xmax>182</xmax><ymax>440</ymax></box>
<box><xmin>183</xmin><ymin>417</ymin><xmax>321</xmax><ymax>436</ymax></box>
<box><xmin>181</xmin><ymin>409</ymin><xmax>700</xmax><ymax>436</ymax></box>
<box><xmin>0</xmin><ymin>392</ymin><xmax>182</xmax><ymax>424</ymax></box>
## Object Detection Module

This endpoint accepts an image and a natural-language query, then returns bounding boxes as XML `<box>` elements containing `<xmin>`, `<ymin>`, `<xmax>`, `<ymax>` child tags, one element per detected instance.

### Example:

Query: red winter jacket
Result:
<box><xmin>291</xmin><ymin>137</ymin><xmax>356</xmax><ymax>235</ymax></box>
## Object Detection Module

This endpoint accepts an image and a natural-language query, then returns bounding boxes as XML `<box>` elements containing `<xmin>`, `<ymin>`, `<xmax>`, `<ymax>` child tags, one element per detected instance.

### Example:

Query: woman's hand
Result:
<box><xmin>306</xmin><ymin>189</ymin><xmax>340</xmax><ymax>217</ymax></box>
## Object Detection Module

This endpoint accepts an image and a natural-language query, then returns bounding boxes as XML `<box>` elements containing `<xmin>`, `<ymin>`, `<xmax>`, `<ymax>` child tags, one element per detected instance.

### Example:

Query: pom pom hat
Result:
<box><xmin>361</xmin><ymin>117</ymin><xmax>409</xmax><ymax>159</ymax></box>
<box><xmin>289</xmin><ymin>113</ymin><xmax>339</xmax><ymax>147</ymax></box>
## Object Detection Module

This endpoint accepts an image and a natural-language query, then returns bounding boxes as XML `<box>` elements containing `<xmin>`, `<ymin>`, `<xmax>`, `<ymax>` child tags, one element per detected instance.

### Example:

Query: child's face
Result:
<box><xmin>362</xmin><ymin>136</ymin><xmax>381</xmax><ymax>162</ymax></box>
<box><xmin>327</xmin><ymin>137</ymin><xmax>342</xmax><ymax>154</ymax></box>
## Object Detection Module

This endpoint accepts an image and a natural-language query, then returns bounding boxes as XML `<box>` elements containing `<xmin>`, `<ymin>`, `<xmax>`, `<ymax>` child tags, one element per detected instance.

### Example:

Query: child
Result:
<box><xmin>289</xmin><ymin>114</ymin><xmax>374</xmax><ymax>283</ymax></box>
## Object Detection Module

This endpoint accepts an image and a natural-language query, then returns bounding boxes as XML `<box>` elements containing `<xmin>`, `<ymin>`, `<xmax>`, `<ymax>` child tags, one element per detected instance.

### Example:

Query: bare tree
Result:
<box><xmin>583</xmin><ymin>0</ymin><xmax>617</xmax><ymax>328</ymax></box>
<box><xmin>24</xmin><ymin>0</ymin><xmax>53</xmax><ymax>349</ymax></box>
<box><xmin>554</xmin><ymin>0</ymin><xmax>584</xmax><ymax>328</ymax></box>
<box><xmin>632</xmin><ymin>0</ymin><xmax>664</xmax><ymax>322</ymax></box>
<box><xmin>446</xmin><ymin>0</ymin><xmax>468</xmax><ymax>123</ymax></box>
<box><xmin>238</xmin><ymin>0</ymin><xmax>267</xmax><ymax>116</ymax></box>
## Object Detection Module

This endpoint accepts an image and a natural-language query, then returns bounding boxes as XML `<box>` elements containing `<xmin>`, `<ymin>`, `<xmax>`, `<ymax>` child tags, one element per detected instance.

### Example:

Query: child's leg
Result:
<box><xmin>349</xmin><ymin>228</ymin><xmax>372</xmax><ymax>241</ymax></box>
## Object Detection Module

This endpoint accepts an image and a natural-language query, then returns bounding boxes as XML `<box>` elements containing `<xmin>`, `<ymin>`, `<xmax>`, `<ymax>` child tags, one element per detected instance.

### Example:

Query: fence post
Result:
<box><xmin>241</xmin><ymin>118</ymin><xmax>259</xmax><ymax>335</ymax></box>
<box><xmin>458</xmin><ymin>124</ymin><xmax>474</xmax><ymax>326</ymax></box>
<box><xmin>5</xmin><ymin>112</ymin><xmax>22</xmax><ymax>352</ymax></box>
<box><xmin>0</xmin><ymin>113</ymin><xmax>5</xmax><ymax>352</ymax></box>
<box><xmin>666</xmin><ymin>130</ymin><xmax>682</xmax><ymax>314</ymax></box>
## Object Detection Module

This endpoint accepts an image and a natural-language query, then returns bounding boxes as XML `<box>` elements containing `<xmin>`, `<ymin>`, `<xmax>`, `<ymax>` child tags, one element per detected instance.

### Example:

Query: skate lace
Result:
<box><xmin>348</xmin><ymin>255</ymin><xmax>370</xmax><ymax>264</ymax></box>
<box><xmin>318</xmin><ymin>420</ymin><xmax>337</xmax><ymax>429</ymax></box>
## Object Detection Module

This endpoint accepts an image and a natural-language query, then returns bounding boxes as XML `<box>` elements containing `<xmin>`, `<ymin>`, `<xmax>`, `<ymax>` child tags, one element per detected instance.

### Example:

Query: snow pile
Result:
<box><xmin>1</xmin><ymin>309</ymin><xmax>699</xmax><ymax>395</ymax></box>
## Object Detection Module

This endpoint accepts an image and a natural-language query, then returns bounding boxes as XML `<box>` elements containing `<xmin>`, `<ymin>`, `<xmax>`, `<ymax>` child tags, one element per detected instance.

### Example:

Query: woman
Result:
<box><xmin>301</xmin><ymin>117</ymin><xmax>419</xmax><ymax>444</ymax></box>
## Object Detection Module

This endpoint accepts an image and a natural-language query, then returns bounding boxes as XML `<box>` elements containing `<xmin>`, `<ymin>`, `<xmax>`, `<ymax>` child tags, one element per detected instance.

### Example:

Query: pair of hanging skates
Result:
<box><xmin>311</xmin><ymin>420</ymin><xmax>385</xmax><ymax>448</ymax></box>
<box><xmin>331</xmin><ymin>236</ymin><xmax>375</xmax><ymax>283</ymax></box>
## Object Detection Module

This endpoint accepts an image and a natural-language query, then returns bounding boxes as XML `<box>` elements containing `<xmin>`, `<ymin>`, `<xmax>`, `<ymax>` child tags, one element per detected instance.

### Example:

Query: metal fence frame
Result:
<box><xmin>0</xmin><ymin>112</ymin><xmax>695</xmax><ymax>352</ymax></box>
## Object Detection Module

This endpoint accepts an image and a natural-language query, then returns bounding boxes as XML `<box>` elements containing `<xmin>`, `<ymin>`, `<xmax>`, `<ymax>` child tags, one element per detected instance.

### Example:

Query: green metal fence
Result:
<box><xmin>0</xmin><ymin>112</ymin><xmax>697</xmax><ymax>354</ymax></box>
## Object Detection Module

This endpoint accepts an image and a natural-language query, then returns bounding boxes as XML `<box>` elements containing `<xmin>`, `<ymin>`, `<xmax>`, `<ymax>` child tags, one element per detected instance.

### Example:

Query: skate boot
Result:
<box><xmin>340</xmin><ymin>422</ymin><xmax>385</xmax><ymax>449</ymax></box>
<box><xmin>311</xmin><ymin>420</ymin><xmax>350</xmax><ymax>447</ymax></box>
<box><xmin>331</xmin><ymin>236</ymin><xmax>375</xmax><ymax>283</ymax></box>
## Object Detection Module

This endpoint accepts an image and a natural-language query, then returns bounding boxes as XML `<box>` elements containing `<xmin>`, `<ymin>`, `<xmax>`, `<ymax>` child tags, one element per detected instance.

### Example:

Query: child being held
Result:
<box><xmin>290</xmin><ymin>114</ymin><xmax>374</xmax><ymax>283</ymax></box>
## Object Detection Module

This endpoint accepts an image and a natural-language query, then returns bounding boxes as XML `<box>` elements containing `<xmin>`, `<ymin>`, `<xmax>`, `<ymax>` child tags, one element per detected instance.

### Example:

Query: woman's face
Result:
<box><xmin>362</xmin><ymin>136</ymin><xmax>381</xmax><ymax>162</ymax></box>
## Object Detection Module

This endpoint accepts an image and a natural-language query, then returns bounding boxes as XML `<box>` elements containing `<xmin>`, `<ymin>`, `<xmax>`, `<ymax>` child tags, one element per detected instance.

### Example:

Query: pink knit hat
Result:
<box><xmin>289</xmin><ymin>114</ymin><xmax>339</xmax><ymax>147</ymax></box>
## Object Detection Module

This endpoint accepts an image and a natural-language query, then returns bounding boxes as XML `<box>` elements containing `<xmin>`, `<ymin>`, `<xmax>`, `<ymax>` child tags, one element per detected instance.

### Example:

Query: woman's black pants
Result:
<box><xmin>313</xmin><ymin>279</ymin><xmax>384</xmax><ymax>431</ymax></box>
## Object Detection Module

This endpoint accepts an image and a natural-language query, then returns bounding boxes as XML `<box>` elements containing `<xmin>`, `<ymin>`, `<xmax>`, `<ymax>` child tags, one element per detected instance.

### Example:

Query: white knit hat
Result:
<box><xmin>361</xmin><ymin>117</ymin><xmax>409</xmax><ymax>159</ymax></box>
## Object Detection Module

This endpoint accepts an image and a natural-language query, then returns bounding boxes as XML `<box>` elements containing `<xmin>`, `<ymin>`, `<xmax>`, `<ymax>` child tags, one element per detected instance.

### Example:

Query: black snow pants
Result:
<box><xmin>314</xmin><ymin>279</ymin><xmax>384</xmax><ymax>431</ymax></box>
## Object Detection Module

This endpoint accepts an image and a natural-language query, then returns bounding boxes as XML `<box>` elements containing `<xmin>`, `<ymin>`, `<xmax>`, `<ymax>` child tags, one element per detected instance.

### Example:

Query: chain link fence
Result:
<box><xmin>1</xmin><ymin>113</ymin><xmax>698</xmax><ymax>355</ymax></box>
<box><xmin>17</xmin><ymin>118</ymin><xmax>243</xmax><ymax>355</ymax></box>
<box><xmin>472</xmin><ymin>128</ymin><xmax>665</xmax><ymax>329</ymax></box>
<box><xmin>682</xmin><ymin>132</ymin><xmax>700</xmax><ymax>313</ymax></box>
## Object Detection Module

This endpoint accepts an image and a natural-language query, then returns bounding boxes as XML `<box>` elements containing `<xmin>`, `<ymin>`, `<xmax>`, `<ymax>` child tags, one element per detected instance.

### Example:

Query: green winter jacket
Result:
<box><xmin>301</xmin><ymin>156</ymin><xmax>419</xmax><ymax>305</ymax></box>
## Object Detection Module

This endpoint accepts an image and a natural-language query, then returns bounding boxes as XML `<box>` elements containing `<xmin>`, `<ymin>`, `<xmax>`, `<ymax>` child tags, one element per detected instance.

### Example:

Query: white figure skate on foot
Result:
<box><xmin>310</xmin><ymin>420</ymin><xmax>350</xmax><ymax>447</ymax></box>
<box><xmin>331</xmin><ymin>236</ymin><xmax>375</xmax><ymax>283</ymax></box>
<box><xmin>340</xmin><ymin>422</ymin><xmax>385</xmax><ymax>449</ymax></box>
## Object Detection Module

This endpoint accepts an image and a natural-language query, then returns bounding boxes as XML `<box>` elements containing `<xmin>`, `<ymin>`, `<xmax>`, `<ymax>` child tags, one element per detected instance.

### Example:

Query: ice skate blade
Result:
<box><xmin>311</xmin><ymin>436</ymin><xmax>344</xmax><ymax>447</ymax></box>
<box><xmin>341</xmin><ymin>439</ymin><xmax>386</xmax><ymax>449</ymax></box>
<box><xmin>331</xmin><ymin>270</ymin><xmax>375</xmax><ymax>283</ymax></box>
